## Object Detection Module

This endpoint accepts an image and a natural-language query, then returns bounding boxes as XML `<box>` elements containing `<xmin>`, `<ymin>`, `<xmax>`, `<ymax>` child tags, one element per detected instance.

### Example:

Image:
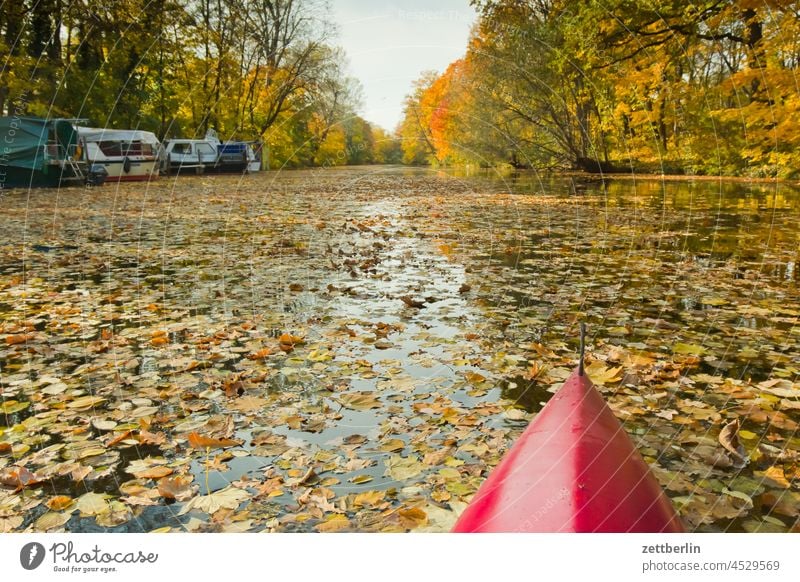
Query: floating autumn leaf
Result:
<box><xmin>46</xmin><ymin>496</ymin><xmax>75</xmax><ymax>511</ymax></box>
<box><xmin>349</xmin><ymin>474</ymin><xmax>373</xmax><ymax>484</ymax></box>
<box><xmin>0</xmin><ymin>466</ymin><xmax>43</xmax><ymax>489</ymax></box>
<box><xmin>718</xmin><ymin>419</ymin><xmax>749</xmax><ymax>468</ymax></box>
<box><xmin>5</xmin><ymin>333</ymin><xmax>33</xmax><ymax>345</ymax></box>
<box><xmin>158</xmin><ymin>475</ymin><xmax>197</xmax><ymax>501</ymax></box>
<box><xmin>316</xmin><ymin>513</ymin><xmax>350</xmax><ymax>532</ymax></box>
<box><xmin>133</xmin><ymin>466</ymin><xmax>173</xmax><ymax>480</ymax></box>
<box><xmin>91</xmin><ymin>419</ymin><xmax>117</xmax><ymax>431</ymax></box>
<box><xmin>178</xmin><ymin>486</ymin><xmax>249</xmax><ymax>515</ymax></box>
<box><xmin>384</xmin><ymin>455</ymin><xmax>425</xmax><ymax>481</ymax></box>
<box><xmin>673</xmin><ymin>342</ymin><xmax>707</xmax><ymax>356</ymax></box>
<box><xmin>34</xmin><ymin>512</ymin><xmax>71</xmax><ymax>531</ymax></box>
<box><xmin>95</xmin><ymin>500</ymin><xmax>132</xmax><ymax>527</ymax></box>
<box><xmin>0</xmin><ymin>400</ymin><xmax>29</xmax><ymax>414</ymax></box>
<box><xmin>754</xmin><ymin>466</ymin><xmax>792</xmax><ymax>489</ymax></box>
<box><xmin>463</xmin><ymin>371</ymin><xmax>487</xmax><ymax>384</ymax></box>
<box><xmin>353</xmin><ymin>490</ymin><xmax>386</xmax><ymax>507</ymax></box>
<box><xmin>398</xmin><ymin>506</ymin><xmax>428</xmax><ymax>529</ymax></box>
<box><xmin>337</xmin><ymin>392</ymin><xmax>382</xmax><ymax>411</ymax></box>
<box><xmin>399</xmin><ymin>295</ymin><xmax>425</xmax><ymax>309</ymax></box>
<box><xmin>107</xmin><ymin>430</ymin><xmax>135</xmax><ymax>447</ymax></box>
<box><xmin>247</xmin><ymin>348</ymin><xmax>272</xmax><ymax>360</ymax></box>
<box><xmin>227</xmin><ymin>395</ymin><xmax>268</xmax><ymax>413</ymax></box>
<box><xmin>379</xmin><ymin>438</ymin><xmax>405</xmax><ymax>452</ymax></box>
<box><xmin>278</xmin><ymin>333</ymin><xmax>304</xmax><ymax>352</ymax></box>
<box><xmin>585</xmin><ymin>361</ymin><xmax>623</xmax><ymax>385</ymax></box>
<box><xmin>187</xmin><ymin>432</ymin><xmax>243</xmax><ymax>449</ymax></box>
<box><xmin>67</xmin><ymin>395</ymin><xmax>107</xmax><ymax>410</ymax></box>
<box><xmin>75</xmin><ymin>492</ymin><xmax>110</xmax><ymax>516</ymax></box>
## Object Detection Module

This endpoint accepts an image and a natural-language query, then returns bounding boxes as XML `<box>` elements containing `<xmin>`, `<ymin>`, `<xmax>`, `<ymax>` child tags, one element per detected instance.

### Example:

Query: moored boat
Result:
<box><xmin>0</xmin><ymin>117</ymin><xmax>102</xmax><ymax>189</ymax></box>
<box><xmin>453</xmin><ymin>329</ymin><xmax>685</xmax><ymax>533</ymax></box>
<box><xmin>161</xmin><ymin>138</ymin><xmax>218</xmax><ymax>175</ymax></box>
<box><xmin>77</xmin><ymin>127</ymin><xmax>162</xmax><ymax>182</ymax></box>
<box><xmin>211</xmin><ymin>141</ymin><xmax>263</xmax><ymax>173</ymax></box>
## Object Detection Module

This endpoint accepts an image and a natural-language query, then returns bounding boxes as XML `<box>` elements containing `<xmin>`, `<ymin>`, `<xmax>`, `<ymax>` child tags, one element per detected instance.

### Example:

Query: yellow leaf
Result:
<box><xmin>353</xmin><ymin>490</ymin><xmax>386</xmax><ymax>507</ymax></box>
<box><xmin>398</xmin><ymin>506</ymin><xmax>428</xmax><ymax>529</ymax></box>
<box><xmin>316</xmin><ymin>513</ymin><xmax>350</xmax><ymax>532</ymax></box>
<box><xmin>585</xmin><ymin>362</ymin><xmax>623</xmax><ymax>385</ymax></box>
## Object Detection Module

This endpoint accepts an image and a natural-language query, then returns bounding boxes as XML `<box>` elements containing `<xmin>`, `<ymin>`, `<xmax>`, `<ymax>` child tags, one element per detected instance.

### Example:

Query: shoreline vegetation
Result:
<box><xmin>3</xmin><ymin>2</ymin><xmax>798</xmax><ymax>180</ymax></box>
<box><xmin>398</xmin><ymin>1</ymin><xmax>800</xmax><ymax>180</ymax></box>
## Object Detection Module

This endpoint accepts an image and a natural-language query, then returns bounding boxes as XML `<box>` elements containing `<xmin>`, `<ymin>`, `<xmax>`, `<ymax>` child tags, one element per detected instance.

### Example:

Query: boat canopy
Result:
<box><xmin>0</xmin><ymin>117</ymin><xmax>80</xmax><ymax>170</ymax></box>
<box><xmin>77</xmin><ymin>127</ymin><xmax>161</xmax><ymax>145</ymax></box>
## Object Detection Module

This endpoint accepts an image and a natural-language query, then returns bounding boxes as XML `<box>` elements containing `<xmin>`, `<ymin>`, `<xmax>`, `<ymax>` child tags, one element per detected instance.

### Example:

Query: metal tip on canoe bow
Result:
<box><xmin>579</xmin><ymin>323</ymin><xmax>586</xmax><ymax>376</ymax></box>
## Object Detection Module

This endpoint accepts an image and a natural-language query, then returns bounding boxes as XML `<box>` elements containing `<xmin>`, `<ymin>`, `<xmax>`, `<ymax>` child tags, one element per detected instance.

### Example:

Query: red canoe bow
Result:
<box><xmin>452</xmin><ymin>366</ymin><xmax>685</xmax><ymax>533</ymax></box>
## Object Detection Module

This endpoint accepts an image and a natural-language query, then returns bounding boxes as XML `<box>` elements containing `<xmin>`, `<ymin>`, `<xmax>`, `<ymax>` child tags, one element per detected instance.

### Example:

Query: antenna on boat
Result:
<box><xmin>579</xmin><ymin>323</ymin><xmax>586</xmax><ymax>376</ymax></box>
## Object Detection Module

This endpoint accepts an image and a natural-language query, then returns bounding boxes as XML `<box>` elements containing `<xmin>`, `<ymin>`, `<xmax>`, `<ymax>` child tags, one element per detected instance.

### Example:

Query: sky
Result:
<box><xmin>330</xmin><ymin>0</ymin><xmax>478</xmax><ymax>132</ymax></box>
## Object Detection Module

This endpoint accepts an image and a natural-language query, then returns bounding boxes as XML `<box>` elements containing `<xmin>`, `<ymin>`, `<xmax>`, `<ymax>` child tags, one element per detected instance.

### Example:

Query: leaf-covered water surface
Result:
<box><xmin>0</xmin><ymin>168</ymin><xmax>798</xmax><ymax>533</ymax></box>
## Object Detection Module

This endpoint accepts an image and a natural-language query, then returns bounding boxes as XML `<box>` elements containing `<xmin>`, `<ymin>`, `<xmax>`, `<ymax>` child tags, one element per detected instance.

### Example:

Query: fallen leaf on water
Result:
<box><xmin>76</xmin><ymin>492</ymin><xmax>110</xmax><ymax>516</ymax></box>
<box><xmin>0</xmin><ymin>400</ymin><xmax>29</xmax><ymax>414</ymax></box>
<box><xmin>754</xmin><ymin>466</ymin><xmax>792</xmax><ymax>489</ymax></box>
<box><xmin>0</xmin><ymin>466</ymin><xmax>43</xmax><ymax>489</ymax></box>
<box><xmin>278</xmin><ymin>333</ymin><xmax>304</xmax><ymax>352</ymax></box>
<box><xmin>398</xmin><ymin>506</ymin><xmax>428</xmax><ymax>529</ymax></box>
<box><xmin>673</xmin><ymin>342</ymin><xmax>707</xmax><ymax>356</ymax></box>
<box><xmin>46</xmin><ymin>496</ymin><xmax>75</xmax><ymax>511</ymax></box>
<box><xmin>187</xmin><ymin>432</ymin><xmax>243</xmax><ymax>449</ymax></box>
<box><xmin>107</xmin><ymin>430</ymin><xmax>135</xmax><ymax>447</ymax></box>
<box><xmin>337</xmin><ymin>392</ymin><xmax>382</xmax><ymax>411</ymax></box>
<box><xmin>718</xmin><ymin>419</ymin><xmax>749</xmax><ymax>468</ymax></box>
<box><xmin>0</xmin><ymin>516</ymin><xmax>23</xmax><ymax>532</ymax></box>
<box><xmin>67</xmin><ymin>395</ymin><xmax>107</xmax><ymax>410</ymax></box>
<box><xmin>158</xmin><ymin>475</ymin><xmax>197</xmax><ymax>501</ymax></box>
<box><xmin>178</xmin><ymin>486</ymin><xmax>249</xmax><ymax>515</ymax></box>
<box><xmin>349</xmin><ymin>474</ymin><xmax>373</xmax><ymax>484</ymax></box>
<box><xmin>227</xmin><ymin>395</ymin><xmax>268</xmax><ymax>414</ymax></box>
<box><xmin>353</xmin><ymin>490</ymin><xmax>386</xmax><ymax>507</ymax></box>
<box><xmin>399</xmin><ymin>295</ymin><xmax>425</xmax><ymax>309</ymax></box>
<box><xmin>384</xmin><ymin>455</ymin><xmax>425</xmax><ymax>481</ymax></box>
<box><xmin>316</xmin><ymin>513</ymin><xmax>350</xmax><ymax>532</ymax></box>
<box><xmin>34</xmin><ymin>512</ymin><xmax>71</xmax><ymax>531</ymax></box>
<box><xmin>132</xmin><ymin>466</ymin><xmax>173</xmax><ymax>480</ymax></box>
<box><xmin>585</xmin><ymin>361</ymin><xmax>623</xmax><ymax>385</ymax></box>
<box><xmin>5</xmin><ymin>334</ymin><xmax>33</xmax><ymax>345</ymax></box>
<box><xmin>379</xmin><ymin>438</ymin><xmax>405</xmax><ymax>452</ymax></box>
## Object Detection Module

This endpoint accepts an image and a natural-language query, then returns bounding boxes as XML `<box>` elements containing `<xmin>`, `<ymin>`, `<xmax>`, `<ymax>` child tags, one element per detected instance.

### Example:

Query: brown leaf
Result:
<box><xmin>157</xmin><ymin>475</ymin><xmax>196</xmax><ymax>501</ymax></box>
<box><xmin>5</xmin><ymin>334</ymin><xmax>33</xmax><ymax>345</ymax></box>
<box><xmin>399</xmin><ymin>295</ymin><xmax>425</xmax><ymax>309</ymax></box>
<box><xmin>107</xmin><ymin>430</ymin><xmax>135</xmax><ymax>447</ymax></box>
<box><xmin>718</xmin><ymin>419</ymin><xmax>749</xmax><ymax>467</ymax></box>
<box><xmin>187</xmin><ymin>431</ymin><xmax>242</xmax><ymax>449</ymax></box>
<box><xmin>278</xmin><ymin>333</ymin><xmax>304</xmax><ymax>352</ymax></box>
<box><xmin>134</xmin><ymin>466</ymin><xmax>173</xmax><ymax>480</ymax></box>
<box><xmin>46</xmin><ymin>495</ymin><xmax>75</xmax><ymax>511</ymax></box>
<box><xmin>398</xmin><ymin>506</ymin><xmax>428</xmax><ymax>529</ymax></box>
<box><xmin>0</xmin><ymin>466</ymin><xmax>43</xmax><ymax>490</ymax></box>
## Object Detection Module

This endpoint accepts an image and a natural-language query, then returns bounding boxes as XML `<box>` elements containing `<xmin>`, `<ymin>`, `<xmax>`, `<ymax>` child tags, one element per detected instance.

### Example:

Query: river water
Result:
<box><xmin>0</xmin><ymin>167</ymin><xmax>798</xmax><ymax>532</ymax></box>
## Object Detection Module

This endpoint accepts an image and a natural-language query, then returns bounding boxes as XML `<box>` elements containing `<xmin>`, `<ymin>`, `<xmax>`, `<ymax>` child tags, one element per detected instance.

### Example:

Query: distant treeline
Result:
<box><xmin>399</xmin><ymin>1</ymin><xmax>800</xmax><ymax>178</ymax></box>
<box><xmin>0</xmin><ymin>0</ymin><xmax>402</xmax><ymax>167</ymax></box>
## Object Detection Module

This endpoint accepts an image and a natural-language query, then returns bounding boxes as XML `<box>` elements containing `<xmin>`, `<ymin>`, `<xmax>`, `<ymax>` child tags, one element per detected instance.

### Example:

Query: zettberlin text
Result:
<box><xmin>642</xmin><ymin>543</ymin><xmax>700</xmax><ymax>554</ymax></box>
